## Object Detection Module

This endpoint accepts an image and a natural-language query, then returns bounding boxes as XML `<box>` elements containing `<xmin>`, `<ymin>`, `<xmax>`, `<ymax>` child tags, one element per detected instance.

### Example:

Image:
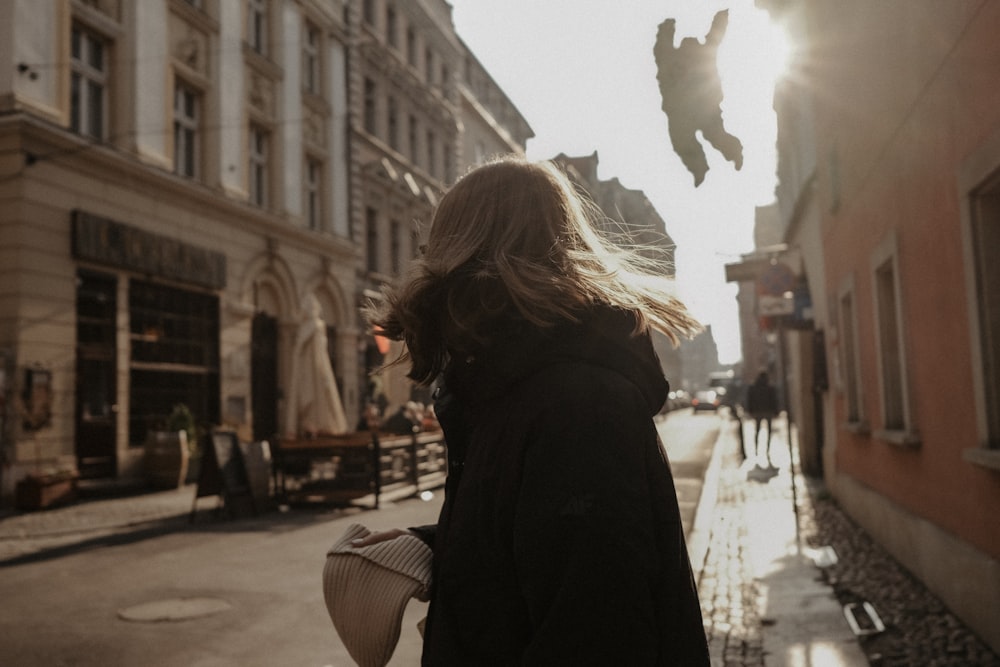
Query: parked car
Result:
<box><xmin>691</xmin><ymin>389</ymin><xmax>720</xmax><ymax>412</ymax></box>
<box><xmin>661</xmin><ymin>389</ymin><xmax>691</xmax><ymax>413</ymax></box>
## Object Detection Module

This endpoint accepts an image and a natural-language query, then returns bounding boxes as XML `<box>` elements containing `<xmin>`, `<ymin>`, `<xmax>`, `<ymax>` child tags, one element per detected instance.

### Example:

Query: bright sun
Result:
<box><xmin>718</xmin><ymin>8</ymin><xmax>793</xmax><ymax>101</ymax></box>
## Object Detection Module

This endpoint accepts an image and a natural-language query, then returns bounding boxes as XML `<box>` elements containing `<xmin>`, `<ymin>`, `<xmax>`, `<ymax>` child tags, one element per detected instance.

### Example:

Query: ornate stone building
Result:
<box><xmin>0</xmin><ymin>0</ymin><xmax>530</xmax><ymax>499</ymax></box>
<box><xmin>346</xmin><ymin>0</ymin><xmax>531</xmax><ymax>411</ymax></box>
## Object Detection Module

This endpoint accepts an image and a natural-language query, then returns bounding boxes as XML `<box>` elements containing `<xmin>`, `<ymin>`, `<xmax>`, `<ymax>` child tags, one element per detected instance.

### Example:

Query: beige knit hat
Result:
<box><xmin>323</xmin><ymin>523</ymin><xmax>432</xmax><ymax>667</ymax></box>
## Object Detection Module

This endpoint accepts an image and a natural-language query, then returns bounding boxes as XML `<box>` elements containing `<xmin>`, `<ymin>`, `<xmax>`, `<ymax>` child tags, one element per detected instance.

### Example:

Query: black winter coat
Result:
<box><xmin>413</xmin><ymin>308</ymin><xmax>710</xmax><ymax>666</ymax></box>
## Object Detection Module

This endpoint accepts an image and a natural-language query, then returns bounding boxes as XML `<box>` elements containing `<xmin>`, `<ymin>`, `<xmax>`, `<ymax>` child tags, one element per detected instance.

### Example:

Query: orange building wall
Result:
<box><xmin>812</xmin><ymin>0</ymin><xmax>1000</xmax><ymax>558</ymax></box>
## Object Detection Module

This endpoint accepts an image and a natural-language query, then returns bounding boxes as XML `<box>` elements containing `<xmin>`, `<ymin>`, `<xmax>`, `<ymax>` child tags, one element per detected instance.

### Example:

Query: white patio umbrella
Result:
<box><xmin>285</xmin><ymin>294</ymin><xmax>349</xmax><ymax>437</ymax></box>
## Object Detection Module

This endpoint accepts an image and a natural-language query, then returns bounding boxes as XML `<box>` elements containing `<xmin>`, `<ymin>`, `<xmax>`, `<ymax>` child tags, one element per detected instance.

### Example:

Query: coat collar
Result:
<box><xmin>441</xmin><ymin>307</ymin><xmax>669</xmax><ymax>417</ymax></box>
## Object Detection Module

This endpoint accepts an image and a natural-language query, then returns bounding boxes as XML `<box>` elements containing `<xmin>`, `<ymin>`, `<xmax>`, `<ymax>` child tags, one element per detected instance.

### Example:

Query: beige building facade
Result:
<box><xmin>0</xmin><ymin>0</ymin><xmax>357</xmax><ymax>497</ymax></box>
<box><xmin>347</xmin><ymin>0</ymin><xmax>531</xmax><ymax>413</ymax></box>
<box><xmin>0</xmin><ymin>0</ymin><xmax>530</xmax><ymax>501</ymax></box>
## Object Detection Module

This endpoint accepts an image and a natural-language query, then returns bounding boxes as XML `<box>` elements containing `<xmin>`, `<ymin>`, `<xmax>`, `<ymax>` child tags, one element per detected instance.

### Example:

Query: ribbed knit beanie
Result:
<box><xmin>323</xmin><ymin>523</ymin><xmax>432</xmax><ymax>667</ymax></box>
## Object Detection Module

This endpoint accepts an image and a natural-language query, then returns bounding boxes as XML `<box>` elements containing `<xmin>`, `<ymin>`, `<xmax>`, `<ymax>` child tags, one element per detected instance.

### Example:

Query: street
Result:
<box><xmin>657</xmin><ymin>408</ymin><xmax>723</xmax><ymax>537</ymax></box>
<box><xmin>0</xmin><ymin>411</ymin><xmax>721</xmax><ymax>666</ymax></box>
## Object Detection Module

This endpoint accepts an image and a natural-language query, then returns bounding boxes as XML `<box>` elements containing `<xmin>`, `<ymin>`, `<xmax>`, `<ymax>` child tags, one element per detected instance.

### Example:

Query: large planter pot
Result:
<box><xmin>144</xmin><ymin>430</ymin><xmax>190</xmax><ymax>489</ymax></box>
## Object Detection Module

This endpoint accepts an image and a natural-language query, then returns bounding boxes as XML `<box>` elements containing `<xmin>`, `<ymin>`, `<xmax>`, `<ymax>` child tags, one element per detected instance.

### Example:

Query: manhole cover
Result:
<box><xmin>118</xmin><ymin>597</ymin><xmax>233</xmax><ymax>622</ymax></box>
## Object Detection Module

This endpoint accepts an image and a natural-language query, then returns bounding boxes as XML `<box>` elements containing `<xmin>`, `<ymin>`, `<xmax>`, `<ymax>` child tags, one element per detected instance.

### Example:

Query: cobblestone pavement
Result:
<box><xmin>699</xmin><ymin>437</ymin><xmax>781</xmax><ymax>666</ymax></box>
<box><xmin>803</xmin><ymin>496</ymin><xmax>1000</xmax><ymax>667</ymax></box>
<box><xmin>699</xmin><ymin>419</ymin><xmax>1000</xmax><ymax>667</ymax></box>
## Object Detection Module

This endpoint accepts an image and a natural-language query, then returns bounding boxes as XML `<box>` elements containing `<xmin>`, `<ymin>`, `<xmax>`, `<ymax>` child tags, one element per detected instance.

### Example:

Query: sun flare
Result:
<box><xmin>718</xmin><ymin>8</ymin><xmax>794</xmax><ymax>99</ymax></box>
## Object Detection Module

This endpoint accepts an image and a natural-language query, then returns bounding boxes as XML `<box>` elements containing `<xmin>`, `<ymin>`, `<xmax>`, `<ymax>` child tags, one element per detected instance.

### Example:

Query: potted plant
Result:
<box><xmin>166</xmin><ymin>404</ymin><xmax>203</xmax><ymax>485</ymax></box>
<box><xmin>144</xmin><ymin>404</ymin><xmax>199</xmax><ymax>489</ymax></box>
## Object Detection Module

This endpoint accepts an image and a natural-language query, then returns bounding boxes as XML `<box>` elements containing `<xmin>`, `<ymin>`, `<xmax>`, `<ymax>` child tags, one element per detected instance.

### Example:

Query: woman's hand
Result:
<box><xmin>351</xmin><ymin>528</ymin><xmax>414</xmax><ymax>548</ymax></box>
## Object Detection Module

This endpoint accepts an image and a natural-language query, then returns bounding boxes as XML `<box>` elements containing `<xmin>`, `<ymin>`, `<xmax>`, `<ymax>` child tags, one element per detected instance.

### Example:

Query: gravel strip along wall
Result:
<box><xmin>801</xmin><ymin>487</ymin><xmax>1000</xmax><ymax>667</ymax></box>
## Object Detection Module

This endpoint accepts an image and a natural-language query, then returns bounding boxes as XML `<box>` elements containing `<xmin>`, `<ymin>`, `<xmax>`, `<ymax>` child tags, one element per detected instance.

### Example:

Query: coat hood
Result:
<box><xmin>444</xmin><ymin>307</ymin><xmax>669</xmax><ymax>417</ymax></box>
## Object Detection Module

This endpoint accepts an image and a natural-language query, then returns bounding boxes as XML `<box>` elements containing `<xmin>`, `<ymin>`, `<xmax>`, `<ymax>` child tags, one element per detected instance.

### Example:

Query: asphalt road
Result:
<box><xmin>657</xmin><ymin>408</ymin><xmax>723</xmax><ymax>536</ymax></box>
<box><xmin>0</xmin><ymin>411</ymin><xmax>721</xmax><ymax>666</ymax></box>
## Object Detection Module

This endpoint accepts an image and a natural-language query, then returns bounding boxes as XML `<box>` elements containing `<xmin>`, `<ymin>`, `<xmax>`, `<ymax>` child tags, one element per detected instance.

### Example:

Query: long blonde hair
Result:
<box><xmin>367</xmin><ymin>155</ymin><xmax>701</xmax><ymax>384</ymax></box>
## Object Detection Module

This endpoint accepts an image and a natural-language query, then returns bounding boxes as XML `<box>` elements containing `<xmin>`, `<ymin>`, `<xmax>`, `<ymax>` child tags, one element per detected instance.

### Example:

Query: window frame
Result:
<box><xmin>387</xmin><ymin>95</ymin><xmax>399</xmax><ymax>151</ymax></box>
<box><xmin>958</xmin><ymin>126</ymin><xmax>1000</xmax><ymax>469</ymax></box>
<box><xmin>70</xmin><ymin>23</ymin><xmax>110</xmax><ymax>141</ymax></box>
<box><xmin>408</xmin><ymin>114</ymin><xmax>419</xmax><ymax>166</ymax></box>
<box><xmin>248</xmin><ymin>123</ymin><xmax>270</xmax><ymax>207</ymax></box>
<box><xmin>870</xmin><ymin>230</ymin><xmax>919</xmax><ymax>446</ymax></box>
<box><xmin>173</xmin><ymin>79</ymin><xmax>200</xmax><ymax>179</ymax></box>
<box><xmin>128</xmin><ymin>278</ymin><xmax>220</xmax><ymax>447</ymax></box>
<box><xmin>407</xmin><ymin>27</ymin><xmax>418</xmax><ymax>67</ymax></box>
<box><xmin>426</xmin><ymin>129</ymin><xmax>436</xmax><ymax>178</ymax></box>
<box><xmin>390</xmin><ymin>219</ymin><xmax>401</xmax><ymax>275</ymax></box>
<box><xmin>837</xmin><ymin>275</ymin><xmax>866</xmax><ymax>432</ymax></box>
<box><xmin>363</xmin><ymin>77</ymin><xmax>377</xmax><ymax>136</ymax></box>
<box><xmin>305</xmin><ymin>155</ymin><xmax>322</xmax><ymax>231</ymax></box>
<box><xmin>967</xmin><ymin>181</ymin><xmax>1000</xmax><ymax>449</ymax></box>
<box><xmin>247</xmin><ymin>0</ymin><xmax>268</xmax><ymax>55</ymax></box>
<box><xmin>366</xmin><ymin>207</ymin><xmax>379</xmax><ymax>274</ymax></box>
<box><xmin>303</xmin><ymin>20</ymin><xmax>321</xmax><ymax>95</ymax></box>
<box><xmin>385</xmin><ymin>4</ymin><xmax>397</xmax><ymax>49</ymax></box>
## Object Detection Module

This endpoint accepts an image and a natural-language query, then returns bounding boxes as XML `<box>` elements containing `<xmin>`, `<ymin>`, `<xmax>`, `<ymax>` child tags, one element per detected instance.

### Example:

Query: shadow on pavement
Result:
<box><xmin>0</xmin><ymin>502</ymin><xmax>366</xmax><ymax>568</ymax></box>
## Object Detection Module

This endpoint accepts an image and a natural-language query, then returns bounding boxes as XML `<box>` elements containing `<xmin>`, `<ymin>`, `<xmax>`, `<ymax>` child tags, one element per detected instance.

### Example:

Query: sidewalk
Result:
<box><xmin>695</xmin><ymin>414</ymin><xmax>867</xmax><ymax>667</ymax></box>
<box><xmin>0</xmin><ymin>484</ymin><xmax>198</xmax><ymax>563</ymax></box>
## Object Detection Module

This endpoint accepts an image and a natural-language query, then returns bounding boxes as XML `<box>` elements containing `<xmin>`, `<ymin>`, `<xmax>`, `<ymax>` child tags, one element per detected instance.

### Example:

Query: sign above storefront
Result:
<box><xmin>71</xmin><ymin>210</ymin><xmax>226</xmax><ymax>290</ymax></box>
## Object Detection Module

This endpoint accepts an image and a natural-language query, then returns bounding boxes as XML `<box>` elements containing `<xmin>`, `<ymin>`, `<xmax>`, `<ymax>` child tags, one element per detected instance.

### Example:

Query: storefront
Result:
<box><xmin>72</xmin><ymin>211</ymin><xmax>225</xmax><ymax>480</ymax></box>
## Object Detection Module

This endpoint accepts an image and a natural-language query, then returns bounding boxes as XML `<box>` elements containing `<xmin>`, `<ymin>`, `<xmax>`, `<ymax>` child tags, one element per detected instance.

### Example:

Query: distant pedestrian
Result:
<box><xmin>746</xmin><ymin>371</ymin><xmax>779</xmax><ymax>468</ymax></box>
<box><xmin>353</xmin><ymin>156</ymin><xmax>711</xmax><ymax>665</ymax></box>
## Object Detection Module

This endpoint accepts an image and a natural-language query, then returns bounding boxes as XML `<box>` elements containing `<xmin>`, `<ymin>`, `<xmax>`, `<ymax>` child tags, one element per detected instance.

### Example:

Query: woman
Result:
<box><xmin>360</xmin><ymin>156</ymin><xmax>710</xmax><ymax>665</ymax></box>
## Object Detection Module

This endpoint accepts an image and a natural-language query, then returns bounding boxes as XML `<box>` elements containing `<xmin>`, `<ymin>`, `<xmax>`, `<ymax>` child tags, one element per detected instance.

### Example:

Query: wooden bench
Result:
<box><xmin>274</xmin><ymin>429</ymin><xmax>447</xmax><ymax>509</ymax></box>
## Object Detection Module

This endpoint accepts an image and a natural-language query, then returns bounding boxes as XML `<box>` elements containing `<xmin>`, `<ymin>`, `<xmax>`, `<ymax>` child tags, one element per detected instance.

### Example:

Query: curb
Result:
<box><xmin>686</xmin><ymin>416</ymin><xmax>730</xmax><ymax>585</ymax></box>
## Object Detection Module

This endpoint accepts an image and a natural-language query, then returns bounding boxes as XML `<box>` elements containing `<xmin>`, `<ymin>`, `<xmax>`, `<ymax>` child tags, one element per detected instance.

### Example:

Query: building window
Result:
<box><xmin>390</xmin><ymin>219</ymin><xmax>401</xmax><ymax>275</ymax></box>
<box><xmin>249</xmin><ymin>124</ymin><xmax>269</xmax><ymax>207</ymax></box>
<box><xmin>303</xmin><ymin>21</ymin><xmax>321</xmax><ymax>95</ymax></box>
<box><xmin>128</xmin><ymin>280</ymin><xmax>219</xmax><ymax>447</ymax></box>
<box><xmin>362</xmin><ymin>0</ymin><xmax>375</xmax><ymax>26</ymax></box>
<box><xmin>76</xmin><ymin>270</ymin><xmax>118</xmax><ymax>478</ymax></box>
<box><xmin>407</xmin><ymin>28</ymin><xmax>417</xmax><ymax>67</ymax></box>
<box><xmin>385</xmin><ymin>4</ymin><xmax>397</xmax><ymax>48</ymax></box>
<box><xmin>440</xmin><ymin>63</ymin><xmax>449</xmax><ymax>92</ymax></box>
<box><xmin>872</xmin><ymin>236</ymin><xmax>909</xmax><ymax>432</ymax></box>
<box><xmin>969</xmin><ymin>182</ymin><xmax>1000</xmax><ymax>447</ymax></box>
<box><xmin>305</xmin><ymin>157</ymin><xmax>321</xmax><ymax>230</ymax></box>
<box><xmin>387</xmin><ymin>96</ymin><xmax>399</xmax><ymax>151</ymax></box>
<box><xmin>838</xmin><ymin>287</ymin><xmax>862</xmax><ymax>424</ymax></box>
<box><xmin>364</xmin><ymin>78</ymin><xmax>377</xmax><ymax>136</ymax></box>
<box><xmin>173</xmin><ymin>81</ymin><xmax>199</xmax><ymax>178</ymax></box>
<box><xmin>247</xmin><ymin>0</ymin><xmax>268</xmax><ymax>54</ymax></box>
<box><xmin>366</xmin><ymin>207</ymin><xmax>379</xmax><ymax>273</ymax></box>
<box><xmin>426</xmin><ymin>130</ymin><xmax>436</xmax><ymax>178</ymax></box>
<box><xmin>184</xmin><ymin>0</ymin><xmax>202</xmax><ymax>8</ymax></box>
<box><xmin>70</xmin><ymin>25</ymin><xmax>108</xmax><ymax>141</ymax></box>
<box><xmin>411</xmin><ymin>227</ymin><xmax>421</xmax><ymax>259</ymax></box>
<box><xmin>424</xmin><ymin>47</ymin><xmax>434</xmax><ymax>84</ymax></box>
<box><xmin>408</xmin><ymin>114</ymin><xmax>419</xmax><ymax>165</ymax></box>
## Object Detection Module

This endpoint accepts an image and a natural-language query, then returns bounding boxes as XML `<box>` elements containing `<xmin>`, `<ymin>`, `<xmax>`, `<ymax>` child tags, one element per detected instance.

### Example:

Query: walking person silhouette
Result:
<box><xmin>746</xmin><ymin>371</ymin><xmax>779</xmax><ymax>468</ymax></box>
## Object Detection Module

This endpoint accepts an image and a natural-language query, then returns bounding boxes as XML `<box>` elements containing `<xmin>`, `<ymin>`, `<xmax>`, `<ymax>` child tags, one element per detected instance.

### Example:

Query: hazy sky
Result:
<box><xmin>448</xmin><ymin>0</ymin><xmax>788</xmax><ymax>364</ymax></box>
